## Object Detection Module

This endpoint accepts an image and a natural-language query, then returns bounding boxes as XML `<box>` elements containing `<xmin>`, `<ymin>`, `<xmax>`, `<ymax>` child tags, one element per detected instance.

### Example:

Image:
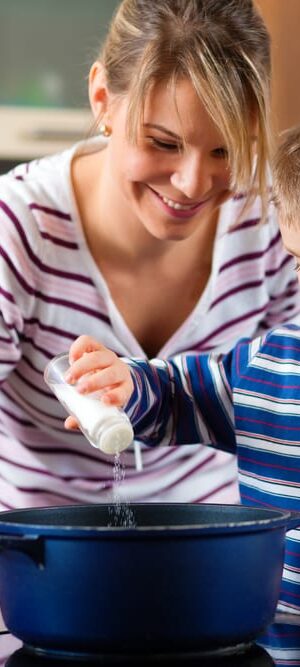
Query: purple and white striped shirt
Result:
<box><xmin>0</xmin><ymin>136</ymin><xmax>299</xmax><ymax>509</ymax></box>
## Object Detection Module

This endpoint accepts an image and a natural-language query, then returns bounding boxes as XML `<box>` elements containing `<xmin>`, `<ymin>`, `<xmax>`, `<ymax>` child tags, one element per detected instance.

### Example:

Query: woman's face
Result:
<box><xmin>104</xmin><ymin>78</ymin><xmax>232</xmax><ymax>241</ymax></box>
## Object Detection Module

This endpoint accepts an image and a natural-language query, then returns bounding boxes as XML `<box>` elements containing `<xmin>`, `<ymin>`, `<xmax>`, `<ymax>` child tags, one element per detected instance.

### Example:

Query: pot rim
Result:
<box><xmin>0</xmin><ymin>503</ymin><xmax>296</xmax><ymax>538</ymax></box>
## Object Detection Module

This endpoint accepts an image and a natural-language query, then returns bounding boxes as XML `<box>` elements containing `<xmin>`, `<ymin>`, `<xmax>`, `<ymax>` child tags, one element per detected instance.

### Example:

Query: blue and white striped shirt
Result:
<box><xmin>126</xmin><ymin>324</ymin><xmax>300</xmax><ymax>614</ymax></box>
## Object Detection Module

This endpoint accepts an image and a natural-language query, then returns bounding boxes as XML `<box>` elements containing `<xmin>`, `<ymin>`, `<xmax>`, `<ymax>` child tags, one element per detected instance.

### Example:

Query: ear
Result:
<box><xmin>88</xmin><ymin>61</ymin><xmax>111</xmax><ymax>123</ymax></box>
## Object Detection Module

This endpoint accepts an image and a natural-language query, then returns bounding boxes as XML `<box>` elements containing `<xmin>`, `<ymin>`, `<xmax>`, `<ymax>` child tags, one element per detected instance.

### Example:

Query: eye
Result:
<box><xmin>211</xmin><ymin>147</ymin><xmax>228</xmax><ymax>159</ymax></box>
<box><xmin>148</xmin><ymin>137</ymin><xmax>180</xmax><ymax>151</ymax></box>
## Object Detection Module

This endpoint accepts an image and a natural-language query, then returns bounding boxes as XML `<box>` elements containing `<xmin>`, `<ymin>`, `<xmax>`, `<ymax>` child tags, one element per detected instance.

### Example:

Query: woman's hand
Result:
<box><xmin>64</xmin><ymin>335</ymin><xmax>134</xmax><ymax>430</ymax></box>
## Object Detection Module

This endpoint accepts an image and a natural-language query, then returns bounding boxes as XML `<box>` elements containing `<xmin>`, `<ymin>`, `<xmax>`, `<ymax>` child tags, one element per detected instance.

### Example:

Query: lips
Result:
<box><xmin>159</xmin><ymin>192</ymin><xmax>202</xmax><ymax>211</ymax></box>
<box><xmin>147</xmin><ymin>185</ymin><xmax>210</xmax><ymax>218</ymax></box>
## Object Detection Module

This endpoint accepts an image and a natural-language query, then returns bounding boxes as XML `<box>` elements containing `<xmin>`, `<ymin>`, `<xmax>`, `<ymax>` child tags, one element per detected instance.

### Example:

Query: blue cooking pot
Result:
<box><xmin>0</xmin><ymin>503</ymin><xmax>298</xmax><ymax>656</ymax></box>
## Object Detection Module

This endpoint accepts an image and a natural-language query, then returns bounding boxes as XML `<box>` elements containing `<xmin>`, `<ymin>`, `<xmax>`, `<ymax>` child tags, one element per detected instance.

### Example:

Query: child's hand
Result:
<box><xmin>64</xmin><ymin>335</ymin><xmax>134</xmax><ymax>430</ymax></box>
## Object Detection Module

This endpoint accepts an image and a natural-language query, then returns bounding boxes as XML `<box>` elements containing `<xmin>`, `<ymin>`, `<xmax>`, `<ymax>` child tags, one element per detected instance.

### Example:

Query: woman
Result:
<box><xmin>0</xmin><ymin>0</ymin><xmax>298</xmax><ymax>509</ymax></box>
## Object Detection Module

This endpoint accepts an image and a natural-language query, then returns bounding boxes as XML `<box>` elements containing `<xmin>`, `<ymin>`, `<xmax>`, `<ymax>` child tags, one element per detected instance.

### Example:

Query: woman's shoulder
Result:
<box><xmin>0</xmin><ymin>146</ymin><xmax>73</xmax><ymax>202</ymax></box>
<box><xmin>0</xmin><ymin>136</ymin><xmax>104</xmax><ymax>218</ymax></box>
<box><xmin>0</xmin><ymin>147</ymin><xmax>77</xmax><ymax>256</ymax></box>
<box><xmin>0</xmin><ymin>143</ymin><xmax>77</xmax><ymax>212</ymax></box>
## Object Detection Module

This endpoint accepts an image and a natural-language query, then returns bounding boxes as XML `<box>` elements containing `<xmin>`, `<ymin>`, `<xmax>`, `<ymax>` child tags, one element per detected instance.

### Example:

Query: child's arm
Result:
<box><xmin>125</xmin><ymin>353</ymin><xmax>237</xmax><ymax>449</ymax></box>
<box><xmin>65</xmin><ymin>335</ymin><xmax>239</xmax><ymax>451</ymax></box>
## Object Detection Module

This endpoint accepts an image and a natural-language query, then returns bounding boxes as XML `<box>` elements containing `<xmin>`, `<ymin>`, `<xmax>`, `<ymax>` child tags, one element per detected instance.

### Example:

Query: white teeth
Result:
<box><xmin>161</xmin><ymin>195</ymin><xmax>195</xmax><ymax>210</ymax></box>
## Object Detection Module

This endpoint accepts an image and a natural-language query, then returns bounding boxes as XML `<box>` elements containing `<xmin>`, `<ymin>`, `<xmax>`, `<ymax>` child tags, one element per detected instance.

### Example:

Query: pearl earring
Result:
<box><xmin>99</xmin><ymin>123</ymin><xmax>112</xmax><ymax>137</ymax></box>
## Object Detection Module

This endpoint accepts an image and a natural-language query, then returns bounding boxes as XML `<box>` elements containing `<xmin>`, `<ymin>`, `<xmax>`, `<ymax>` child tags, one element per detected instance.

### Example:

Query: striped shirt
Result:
<box><xmin>0</xmin><ymin>136</ymin><xmax>299</xmax><ymax>509</ymax></box>
<box><xmin>259</xmin><ymin>614</ymin><xmax>300</xmax><ymax>664</ymax></box>
<box><xmin>125</xmin><ymin>325</ymin><xmax>300</xmax><ymax>614</ymax></box>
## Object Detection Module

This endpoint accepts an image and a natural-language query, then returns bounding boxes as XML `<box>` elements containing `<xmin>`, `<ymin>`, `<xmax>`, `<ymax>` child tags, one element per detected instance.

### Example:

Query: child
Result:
<box><xmin>65</xmin><ymin>127</ymin><xmax>300</xmax><ymax>615</ymax></box>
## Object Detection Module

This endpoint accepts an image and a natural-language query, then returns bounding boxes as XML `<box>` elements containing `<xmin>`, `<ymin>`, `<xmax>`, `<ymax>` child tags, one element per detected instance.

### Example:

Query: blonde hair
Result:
<box><xmin>99</xmin><ymin>0</ymin><xmax>273</xmax><ymax>216</ymax></box>
<box><xmin>273</xmin><ymin>126</ymin><xmax>300</xmax><ymax>228</ymax></box>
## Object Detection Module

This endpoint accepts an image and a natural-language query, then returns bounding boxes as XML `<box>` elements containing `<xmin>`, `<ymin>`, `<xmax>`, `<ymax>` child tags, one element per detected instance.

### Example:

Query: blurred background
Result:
<box><xmin>256</xmin><ymin>0</ymin><xmax>300</xmax><ymax>133</ymax></box>
<box><xmin>0</xmin><ymin>0</ymin><xmax>119</xmax><ymax>170</ymax></box>
<box><xmin>0</xmin><ymin>0</ymin><xmax>299</xmax><ymax>171</ymax></box>
<box><xmin>0</xmin><ymin>0</ymin><xmax>120</xmax><ymax>109</ymax></box>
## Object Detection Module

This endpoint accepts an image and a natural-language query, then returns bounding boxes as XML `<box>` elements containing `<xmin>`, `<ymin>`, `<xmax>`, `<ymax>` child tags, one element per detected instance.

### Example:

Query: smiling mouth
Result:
<box><xmin>149</xmin><ymin>186</ymin><xmax>208</xmax><ymax>211</ymax></box>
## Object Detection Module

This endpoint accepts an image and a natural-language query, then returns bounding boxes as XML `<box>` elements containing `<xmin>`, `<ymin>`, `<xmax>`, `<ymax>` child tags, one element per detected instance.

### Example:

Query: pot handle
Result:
<box><xmin>0</xmin><ymin>534</ymin><xmax>44</xmax><ymax>568</ymax></box>
<box><xmin>286</xmin><ymin>512</ymin><xmax>300</xmax><ymax>531</ymax></box>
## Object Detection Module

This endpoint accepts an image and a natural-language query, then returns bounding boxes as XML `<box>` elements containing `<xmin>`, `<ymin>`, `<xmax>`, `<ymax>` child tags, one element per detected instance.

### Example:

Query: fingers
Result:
<box><xmin>75</xmin><ymin>361</ymin><xmax>128</xmax><ymax>392</ymax></box>
<box><xmin>76</xmin><ymin>364</ymin><xmax>134</xmax><ymax>407</ymax></box>
<box><xmin>65</xmin><ymin>337</ymin><xmax>134</xmax><ymax>409</ymax></box>
<box><xmin>65</xmin><ymin>349</ymin><xmax>118</xmax><ymax>384</ymax></box>
<box><xmin>69</xmin><ymin>335</ymin><xmax>104</xmax><ymax>363</ymax></box>
<box><xmin>64</xmin><ymin>416</ymin><xmax>80</xmax><ymax>430</ymax></box>
<box><xmin>97</xmin><ymin>383</ymin><xmax>134</xmax><ymax>407</ymax></box>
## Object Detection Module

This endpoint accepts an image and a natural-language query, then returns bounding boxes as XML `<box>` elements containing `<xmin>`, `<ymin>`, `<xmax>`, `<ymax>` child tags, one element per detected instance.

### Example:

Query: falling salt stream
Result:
<box><xmin>108</xmin><ymin>453</ymin><xmax>136</xmax><ymax>528</ymax></box>
<box><xmin>43</xmin><ymin>354</ymin><xmax>136</xmax><ymax>528</ymax></box>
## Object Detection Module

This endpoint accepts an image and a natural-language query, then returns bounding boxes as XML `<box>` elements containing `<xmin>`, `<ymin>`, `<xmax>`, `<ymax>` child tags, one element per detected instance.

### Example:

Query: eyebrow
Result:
<box><xmin>143</xmin><ymin>123</ymin><xmax>180</xmax><ymax>139</ymax></box>
<box><xmin>144</xmin><ymin>122</ymin><xmax>241</xmax><ymax>147</ymax></box>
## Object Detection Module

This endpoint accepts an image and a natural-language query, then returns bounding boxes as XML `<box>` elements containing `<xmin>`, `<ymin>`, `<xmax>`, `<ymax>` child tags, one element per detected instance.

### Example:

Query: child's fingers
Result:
<box><xmin>64</xmin><ymin>416</ymin><xmax>80</xmax><ymax>430</ymax></box>
<box><xmin>69</xmin><ymin>336</ymin><xmax>104</xmax><ymax>363</ymax></box>
<box><xmin>66</xmin><ymin>349</ymin><xmax>118</xmax><ymax>383</ymax></box>
<box><xmin>100</xmin><ymin>385</ymin><xmax>133</xmax><ymax>407</ymax></box>
<box><xmin>77</xmin><ymin>361</ymin><xmax>132</xmax><ymax>394</ymax></box>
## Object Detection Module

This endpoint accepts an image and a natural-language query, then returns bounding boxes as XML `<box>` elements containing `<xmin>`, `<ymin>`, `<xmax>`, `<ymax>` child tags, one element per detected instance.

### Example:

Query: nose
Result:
<box><xmin>170</xmin><ymin>152</ymin><xmax>213</xmax><ymax>200</ymax></box>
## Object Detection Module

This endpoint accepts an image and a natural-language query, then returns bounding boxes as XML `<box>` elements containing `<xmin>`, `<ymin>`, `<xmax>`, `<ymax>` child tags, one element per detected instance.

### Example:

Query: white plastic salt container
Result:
<box><xmin>44</xmin><ymin>353</ymin><xmax>134</xmax><ymax>455</ymax></box>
